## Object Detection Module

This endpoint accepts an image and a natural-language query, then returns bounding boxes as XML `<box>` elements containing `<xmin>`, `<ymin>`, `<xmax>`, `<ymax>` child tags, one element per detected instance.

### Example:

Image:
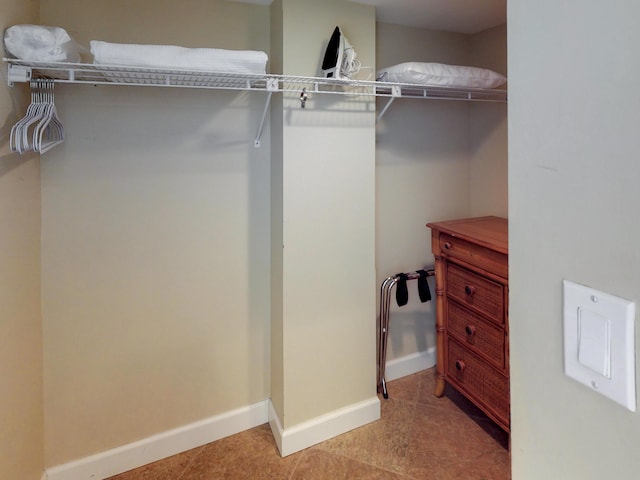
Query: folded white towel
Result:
<box><xmin>4</xmin><ymin>24</ymin><xmax>81</xmax><ymax>62</ymax></box>
<box><xmin>90</xmin><ymin>40</ymin><xmax>268</xmax><ymax>74</ymax></box>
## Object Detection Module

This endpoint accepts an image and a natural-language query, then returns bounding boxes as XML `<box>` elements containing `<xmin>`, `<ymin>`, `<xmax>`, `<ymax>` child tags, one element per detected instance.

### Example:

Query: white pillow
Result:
<box><xmin>376</xmin><ymin>62</ymin><xmax>506</xmax><ymax>89</ymax></box>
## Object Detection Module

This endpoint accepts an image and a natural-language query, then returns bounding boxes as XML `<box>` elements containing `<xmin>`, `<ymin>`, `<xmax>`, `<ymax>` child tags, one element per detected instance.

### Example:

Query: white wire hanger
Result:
<box><xmin>10</xmin><ymin>79</ymin><xmax>65</xmax><ymax>154</ymax></box>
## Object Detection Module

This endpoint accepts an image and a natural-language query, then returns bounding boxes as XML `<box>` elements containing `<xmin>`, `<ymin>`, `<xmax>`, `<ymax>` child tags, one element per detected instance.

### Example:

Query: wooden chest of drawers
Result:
<box><xmin>427</xmin><ymin>216</ymin><xmax>509</xmax><ymax>432</ymax></box>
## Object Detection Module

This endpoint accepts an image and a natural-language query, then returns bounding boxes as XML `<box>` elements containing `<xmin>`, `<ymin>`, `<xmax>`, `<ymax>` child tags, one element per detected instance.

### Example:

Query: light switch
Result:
<box><xmin>563</xmin><ymin>280</ymin><xmax>636</xmax><ymax>411</ymax></box>
<box><xmin>577</xmin><ymin>307</ymin><xmax>611</xmax><ymax>378</ymax></box>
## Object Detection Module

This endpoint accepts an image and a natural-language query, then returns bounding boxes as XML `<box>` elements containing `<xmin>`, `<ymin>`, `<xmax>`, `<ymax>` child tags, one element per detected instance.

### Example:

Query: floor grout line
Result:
<box><xmin>175</xmin><ymin>445</ymin><xmax>204</xmax><ymax>480</ymax></box>
<box><xmin>286</xmin><ymin>447</ymin><xmax>306</xmax><ymax>480</ymax></box>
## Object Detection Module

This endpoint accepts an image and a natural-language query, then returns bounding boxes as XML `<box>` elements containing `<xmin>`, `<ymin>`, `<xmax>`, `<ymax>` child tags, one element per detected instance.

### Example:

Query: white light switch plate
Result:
<box><xmin>563</xmin><ymin>280</ymin><xmax>636</xmax><ymax>411</ymax></box>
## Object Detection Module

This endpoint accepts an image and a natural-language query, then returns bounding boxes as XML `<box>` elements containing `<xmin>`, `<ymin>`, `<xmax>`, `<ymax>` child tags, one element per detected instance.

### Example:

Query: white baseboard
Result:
<box><xmin>384</xmin><ymin>348</ymin><xmax>436</xmax><ymax>382</ymax></box>
<box><xmin>41</xmin><ymin>352</ymin><xmax>431</xmax><ymax>480</ymax></box>
<box><xmin>45</xmin><ymin>400</ymin><xmax>269</xmax><ymax>480</ymax></box>
<box><xmin>268</xmin><ymin>396</ymin><xmax>380</xmax><ymax>457</ymax></box>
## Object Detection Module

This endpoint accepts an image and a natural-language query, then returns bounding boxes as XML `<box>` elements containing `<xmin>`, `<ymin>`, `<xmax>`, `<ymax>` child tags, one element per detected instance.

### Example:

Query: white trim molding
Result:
<box><xmin>384</xmin><ymin>348</ymin><xmax>436</xmax><ymax>382</ymax></box>
<box><xmin>45</xmin><ymin>400</ymin><xmax>269</xmax><ymax>480</ymax></box>
<box><xmin>268</xmin><ymin>396</ymin><xmax>380</xmax><ymax>457</ymax></box>
<box><xmin>42</xmin><ymin>352</ymin><xmax>431</xmax><ymax>480</ymax></box>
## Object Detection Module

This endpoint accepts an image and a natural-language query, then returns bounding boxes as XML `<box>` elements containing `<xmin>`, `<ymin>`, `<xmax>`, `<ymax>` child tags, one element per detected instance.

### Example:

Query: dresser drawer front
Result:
<box><xmin>439</xmin><ymin>233</ymin><xmax>507</xmax><ymax>277</ymax></box>
<box><xmin>447</xmin><ymin>263</ymin><xmax>504</xmax><ymax>323</ymax></box>
<box><xmin>447</xmin><ymin>299</ymin><xmax>505</xmax><ymax>370</ymax></box>
<box><xmin>446</xmin><ymin>338</ymin><xmax>509</xmax><ymax>426</ymax></box>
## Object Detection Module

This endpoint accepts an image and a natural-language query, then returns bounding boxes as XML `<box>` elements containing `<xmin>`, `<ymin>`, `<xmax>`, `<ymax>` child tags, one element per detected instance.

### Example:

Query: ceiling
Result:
<box><xmin>230</xmin><ymin>0</ymin><xmax>507</xmax><ymax>34</ymax></box>
<box><xmin>351</xmin><ymin>0</ymin><xmax>506</xmax><ymax>34</ymax></box>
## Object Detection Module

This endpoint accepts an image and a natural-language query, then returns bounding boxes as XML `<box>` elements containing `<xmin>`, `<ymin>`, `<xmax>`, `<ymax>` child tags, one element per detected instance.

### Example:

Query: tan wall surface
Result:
<box><xmin>274</xmin><ymin>0</ymin><xmax>378</xmax><ymax>428</ymax></box>
<box><xmin>375</xmin><ymin>22</ymin><xmax>508</xmax><ymax>365</ymax></box>
<box><xmin>469</xmin><ymin>24</ymin><xmax>508</xmax><ymax>218</ymax></box>
<box><xmin>39</xmin><ymin>0</ymin><xmax>272</xmax><ymax>466</ymax></box>
<box><xmin>269</xmin><ymin>0</ymin><xmax>285</xmax><ymax>424</ymax></box>
<box><xmin>375</xmin><ymin>23</ymin><xmax>470</xmax><ymax>364</ymax></box>
<box><xmin>0</xmin><ymin>1</ymin><xmax>45</xmax><ymax>479</ymax></box>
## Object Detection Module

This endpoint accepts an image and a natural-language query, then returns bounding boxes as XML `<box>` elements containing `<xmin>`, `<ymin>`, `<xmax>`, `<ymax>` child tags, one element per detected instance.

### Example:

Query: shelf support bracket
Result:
<box><xmin>254</xmin><ymin>78</ymin><xmax>278</xmax><ymax>148</ymax></box>
<box><xmin>7</xmin><ymin>64</ymin><xmax>32</xmax><ymax>87</ymax></box>
<box><xmin>376</xmin><ymin>85</ymin><xmax>402</xmax><ymax>123</ymax></box>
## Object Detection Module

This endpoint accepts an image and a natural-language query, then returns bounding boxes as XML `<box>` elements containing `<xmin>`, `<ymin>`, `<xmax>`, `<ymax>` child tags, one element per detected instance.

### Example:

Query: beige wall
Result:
<box><xmin>41</xmin><ymin>0</ymin><xmax>269</xmax><ymax>54</ymax></box>
<box><xmin>509</xmin><ymin>1</ymin><xmax>640</xmax><ymax>478</ymax></box>
<box><xmin>375</xmin><ymin>23</ymin><xmax>470</xmax><ymax>365</ymax></box>
<box><xmin>269</xmin><ymin>0</ymin><xmax>285</xmax><ymax>428</ymax></box>
<box><xmin>39</xmin><ymin>0</ymin><xmax>271</xmax><ymax>466</ymax></box>
<box><xmin>272</xmin><ymin>0</ymin><xmax>378</xmax><ymax>429</ymax></box>
<box><xmin>375</xmin><ymin>22</ymin><xmax>507</xmax><ymax>364</ymax></box>
<box><xmin>0</xmin><ymin>1</ymin><xmax>45</xmax><ymax>479</ymax></box>
<box><xmin>470</xmin><ymin>24</ymin><xmax>508</xmax><ymax>217</ymax></box>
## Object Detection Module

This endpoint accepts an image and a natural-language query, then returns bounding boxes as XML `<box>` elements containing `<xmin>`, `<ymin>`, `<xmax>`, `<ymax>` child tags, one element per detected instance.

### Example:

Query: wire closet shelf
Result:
<box><xmin>5</xmin><ymin>59</ymin><xmax>507</xmax><ymax>148</ymax></box>
<box><xmin>5</xmin><ymin>59</ymin><xmax>507</xmax><ymax>102</ymax></box>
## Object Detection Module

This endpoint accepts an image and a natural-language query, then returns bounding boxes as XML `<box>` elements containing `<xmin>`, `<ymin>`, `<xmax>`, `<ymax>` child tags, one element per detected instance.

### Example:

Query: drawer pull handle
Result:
<box><xmin>455</xmin><ymin>360</ymin><xmax>466</xmax><ymax>372</ymax></box>
<box><xmin>464</xmin><ymin>285</ymin><xmax>476</xmax><ymax>296</ymax></box>
<box><xmin>444</xmin><ymin>242</ymin><xmax>452</xmax><ymax>250</ymax></box>
<box><xmin>465</xmin><ymin>325</ymin><xmax>476</xmax><ymax>336</ymax></box>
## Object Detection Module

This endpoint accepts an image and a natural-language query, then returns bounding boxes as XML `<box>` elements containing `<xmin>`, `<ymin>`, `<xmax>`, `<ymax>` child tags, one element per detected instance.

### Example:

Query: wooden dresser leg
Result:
<box><xmin>434</xmin><ymin>376</ymin><xmax>446</xmax><ymax>397</ymax></box>
<box><xmin>433</xmin><ymin>252</ymin><xmax>446</xmax><ymax>398</ymax></box>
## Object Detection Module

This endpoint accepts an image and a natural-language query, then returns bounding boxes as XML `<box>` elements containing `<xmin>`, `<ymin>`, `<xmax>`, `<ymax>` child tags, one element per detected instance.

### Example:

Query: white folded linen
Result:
<box><xmin>4</xmin><ymin>24</ymin><xmax>81</xmax><ymax>62</ymax></box>
<box><xmin>90</xmin><ymin>40</ymin><xmax>268</xmax><ymax>74</ymax></box>
<box><xmin>377</xmin><ymin>62</ymin><xmax>506</xmax><ymax>89</ymax></box>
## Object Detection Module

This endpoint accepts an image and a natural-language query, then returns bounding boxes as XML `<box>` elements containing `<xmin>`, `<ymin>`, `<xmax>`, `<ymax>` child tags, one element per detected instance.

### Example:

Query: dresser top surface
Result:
<box><xmin>426</xmin><ymin>216</ymin><xmax>508</xmax><ymax>254</ymax></box>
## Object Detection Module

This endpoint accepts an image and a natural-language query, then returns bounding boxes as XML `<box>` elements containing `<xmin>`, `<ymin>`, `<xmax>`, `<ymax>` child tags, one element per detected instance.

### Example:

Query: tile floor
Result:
<box><xmin>107</xmin><ymin>368</ymin><xmax>510</xmax><ymax>480</ymax></box>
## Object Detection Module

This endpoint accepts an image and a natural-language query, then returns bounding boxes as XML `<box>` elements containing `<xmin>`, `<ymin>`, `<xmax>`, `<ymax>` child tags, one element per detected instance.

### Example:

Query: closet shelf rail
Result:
<box><xmin>4</xmin><ymin>59</ymin><xmax>507</xmax><ymax>146</ymax></box>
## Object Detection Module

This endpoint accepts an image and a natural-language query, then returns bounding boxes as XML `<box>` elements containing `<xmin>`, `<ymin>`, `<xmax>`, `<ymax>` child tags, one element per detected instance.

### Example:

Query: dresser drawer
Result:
<box><xmin>439</xmin><ymin>233</ymin><xmax>507</xmax><ymax>277</ymax></box>
<box><xmin>447</xmin><ymin>263</ymin><xmax>504</xmax><ymax>324</ymax></box>
<box><xmin>447</xmin><ymin>299</ymin><xmax>505</xmax><ymax>370</ymax></box>
<box><xmin>446</xmin><ymin>338</ymin><xmax>510</xmax><ymax>427</ymax></box>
